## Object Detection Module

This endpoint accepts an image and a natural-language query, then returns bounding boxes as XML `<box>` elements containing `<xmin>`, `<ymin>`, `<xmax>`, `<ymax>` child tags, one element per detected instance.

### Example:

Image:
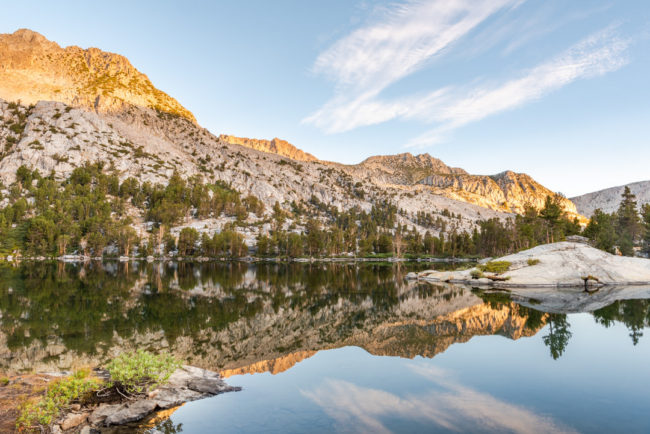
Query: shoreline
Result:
<box><xmin>0</xmin><ymin>255</ymin><xmax>478</xmax><ymax>264</ymax></box>
<box><xmin>2</xmin><ymin>366</ymin><xmax>239</xmax><ymax>433</ymax></box>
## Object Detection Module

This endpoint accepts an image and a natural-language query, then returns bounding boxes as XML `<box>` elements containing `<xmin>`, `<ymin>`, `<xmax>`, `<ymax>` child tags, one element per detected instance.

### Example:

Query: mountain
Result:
<box><xmin>0</xmin><ymin>29</ymin><xmax>579</xmax><ymax>240</ymax></box>
<box><xmin>347</xmin><ymin>154</ymin><xmax>578</xmax><ymax>216</ymax></box>
<box><xmin>218</xmin><ymin>135</ymin><xmax>317</xmax><ymax>162</ymax></box>
<box><xmin>350</xmin><ymin>152</ymin><xmax>467</xmax><ymax>184</ymax></box>
<box><xmin>0</xmin><ymin>28</ymin><xmax>195</xmax><ymax>122</ymax></box>
<box><xmin>571</xmin><ymin>180</ymin><xmax>650</xmax><ymax>217</ymax></box>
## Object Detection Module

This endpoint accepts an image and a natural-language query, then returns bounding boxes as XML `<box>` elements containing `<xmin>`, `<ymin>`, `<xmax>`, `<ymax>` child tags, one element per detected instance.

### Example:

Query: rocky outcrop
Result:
<box><xmin>571</xmin><ymin>180</ymin><xmax>650</xmax><ymax>217</ymax></box>
<box><xmin>55</xmin><ymin>365</ymin><xmax>239</xmax><ymax>432</ymax></box>
<box><xmin>419</xmin><ymin>170</ymin><xmax>578</xmax><ymax>216</ymax></box>
<box><xmin>0</xmin><ymin>29</ymin><xmax>195</xmax><ymax>122</ymax></box>
<box><xmin>409</xmin><ymin>241</ymin><xmax>650</xmax><ymax>288</ymax></box>
<box><xmin>219</xmin><ymin>134</ymin><xmax>318</xmax><ymax>162</ymax></box>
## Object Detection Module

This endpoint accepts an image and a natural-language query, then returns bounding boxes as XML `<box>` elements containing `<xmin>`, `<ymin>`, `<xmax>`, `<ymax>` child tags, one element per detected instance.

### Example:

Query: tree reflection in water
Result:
<box><xmin>0</xmin><ymin>262</ymin><xmax>649</xmax><ymax>375</ymax></box>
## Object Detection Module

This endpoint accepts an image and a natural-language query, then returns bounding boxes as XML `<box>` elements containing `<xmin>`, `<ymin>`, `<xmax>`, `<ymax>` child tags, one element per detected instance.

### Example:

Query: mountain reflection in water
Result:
<box><xmin>1</xmin><ymin>262</ymin><xmax>648</xmax><ymax>375</ymax></box>
<box><xmin>2</xmin><ymin>262</ymin><xmax>650</xmax><ymax>433</ymax></box>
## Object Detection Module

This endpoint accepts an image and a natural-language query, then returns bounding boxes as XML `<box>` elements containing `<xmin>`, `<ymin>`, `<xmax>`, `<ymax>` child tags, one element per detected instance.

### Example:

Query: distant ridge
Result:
<box><xmin>219</xmin><ymin>135</ymin><xmax>318</xmax><ymax>162</ymax></box>
<box><xmin>571</xmin><ymin>180</ymin><xmax>650</xmax><ymax>216</ymax></box>
<box><xmin>349</xmin><ymin>154</ymin><xmax>578</xmax><ymax>216</ymax></box>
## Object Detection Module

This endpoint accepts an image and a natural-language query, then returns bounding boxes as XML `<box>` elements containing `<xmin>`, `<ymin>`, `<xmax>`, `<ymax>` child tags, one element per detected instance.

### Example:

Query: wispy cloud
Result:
<box><xmin>407</xmin><ymin>26</ymin><xmax>630</xmax><ymax>146</ymax></box>
<box><xmin>305</xmin><ymin>0</ymin><xmax>630</xmax><ymax>147</ymax></box>
<box><xmin>304</xmin><ymin>0</ymin><xmax>523</xmax><ymax>131</ymax></box>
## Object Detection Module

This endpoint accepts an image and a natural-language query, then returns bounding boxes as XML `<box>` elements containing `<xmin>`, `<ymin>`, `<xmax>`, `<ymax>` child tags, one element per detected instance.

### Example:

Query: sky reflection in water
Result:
<box><xmin>167</xmin><ymin>312</ymin><xmax>650</xmax><ymax>434</ymax></box>
<box><xmin>0</xmin><ymin>262</ymin><xmax>648</xmax><ymax>433</ymax></box>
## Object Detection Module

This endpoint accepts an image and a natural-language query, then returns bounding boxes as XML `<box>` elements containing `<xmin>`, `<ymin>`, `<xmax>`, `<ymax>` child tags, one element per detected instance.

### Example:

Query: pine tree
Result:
<box><xmin>642</xmin><ymin>204</ymin><xmax>650</xmax><ymax>254</ymax></box>
<box><xmin>616</xmin><ymin>186</ymin><xmax>641</xmax><ymax>256</ymax></box>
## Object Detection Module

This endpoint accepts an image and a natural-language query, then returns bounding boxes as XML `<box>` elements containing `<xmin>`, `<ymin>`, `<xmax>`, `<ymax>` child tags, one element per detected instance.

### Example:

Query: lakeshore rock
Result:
<box><xmin>409</xmin><ymin>242</ymin><xmax>650</xmax><ymax>288</ymax></box>
<box><xmin>88</xmin><ymin>365</ymin><xmax>240</xmax><ymax>427</ymax></box>
<box><xmin>60</xmin><ymin>411</ymin><xmax>88</xmax><ymax>430</ymax></box>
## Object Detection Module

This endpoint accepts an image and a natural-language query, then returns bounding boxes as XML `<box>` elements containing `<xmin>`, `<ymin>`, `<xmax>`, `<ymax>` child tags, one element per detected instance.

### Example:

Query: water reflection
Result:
<box><xmin>1</xmin><ymin>262</ymin><xmax>650</xmax><ymax>375</ymax></box>
<box><xmin>2</xmin><ymin>262</ymin><xmax>650</xmax><ymax>432</ymax></box>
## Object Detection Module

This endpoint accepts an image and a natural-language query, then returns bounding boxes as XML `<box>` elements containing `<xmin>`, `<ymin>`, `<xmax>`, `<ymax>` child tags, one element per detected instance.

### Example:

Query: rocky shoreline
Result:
<box><xmin>0</xmin><ymin>254</ymin><xmax>476</xmax><ymax>264</ymax></box>
<box><xmin>8</xmin><ymin>366</ymin><xmax>239</xmax><ymax>433</ymax></box>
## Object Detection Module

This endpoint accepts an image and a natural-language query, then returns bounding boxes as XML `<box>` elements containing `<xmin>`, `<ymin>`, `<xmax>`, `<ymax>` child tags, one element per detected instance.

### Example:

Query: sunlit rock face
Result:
<box><xmin>218</xmin><ymin>135</ymin><xmax>318</xmax><ymax>162</ymax></box>
<box><xmin>0</xmin><ymin>29</ymin><xmax>195</xmax><ymax>122</ymax></box>
<box><xmin>419</xmin><ymin>170</ymin><xmax>578</xmax><ymax>216</ymax></box>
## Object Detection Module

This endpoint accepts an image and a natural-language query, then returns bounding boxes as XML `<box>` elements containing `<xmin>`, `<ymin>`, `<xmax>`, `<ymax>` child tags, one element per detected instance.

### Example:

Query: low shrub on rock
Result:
<box><xmin>105</xmin><ymin>350</ymin><xmax>181</xmax><ymax>397</ymax></box>
<box><xmin>478</xmin><ymin>261</ymin><xmax>512</xmax><ymax>274</ymax></box>
<box><xmin>17</xmin><ymin>369</ymin><xmax>102</xmax><ymax>431</ymax></box>
<box><xmin>16</xmin><ymin>351</ymin><xmax>182</xmax><ymax>431</ymax></box>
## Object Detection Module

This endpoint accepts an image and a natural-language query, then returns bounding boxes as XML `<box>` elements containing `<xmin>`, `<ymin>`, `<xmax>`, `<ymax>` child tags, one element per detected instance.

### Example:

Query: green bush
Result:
<box><xmin>478</xmin><ymin>261</ymin><xmax>511</xmax><ymax>274</ymax></box>
<box><xmin>17</xmin><ymin>369</ymin><xmax>102</xmax><ymax>430</ymax></box>
<box><xmin>106</xmin><ymin>350</ymin><xmax>181</xmax><ymax>396</ymax></box>
<box><xmin>527</xmin><ymin>258</ymin><xmax>540</xmax><ymax>266</ymax></box>
<box><xmin>470</xmin><ymin>269</ymin><xmax>484</xmax><ymax>279</ymax></box>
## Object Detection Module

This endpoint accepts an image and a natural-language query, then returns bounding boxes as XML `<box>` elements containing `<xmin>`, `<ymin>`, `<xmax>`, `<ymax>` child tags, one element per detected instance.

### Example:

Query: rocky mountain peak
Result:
<box><xmin>218</xmin><ymin>134</ymin><xmax>318</xmax><ymax>162</ymax></box>
<box><xmin>357</xmin><ymin>152</ymin><xmax>467</xmax><ymax>182</ymax></box>
<box><xmin>0</xmin><ymin>28</ymin><xmax>196</xmax><ymax>122</ymax></box>
<box><xmin>10</xmin><ymin>28</ymin><xmax>50</xmax><ymax>44</ymax></box>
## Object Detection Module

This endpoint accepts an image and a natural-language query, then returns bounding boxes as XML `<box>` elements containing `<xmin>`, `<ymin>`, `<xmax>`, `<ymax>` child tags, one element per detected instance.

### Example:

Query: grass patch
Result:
<box><xmin>470</xmin><ymin>269</ymin><xmax>484</xmax><ymax>279</ymax></box>
<box><xmin>16</xmin><ymin>369</ymin><xmax>102</xmax><ymax>430</ymax></box>
<box><xmin>527</xmin><ymin>258</ymin><xmax>540</xmax><ymax>266</ymax></box>
<box><xmin>478</xmin><ymin>261</ymin><xmax>511</xmax><ymax>274</ymax></box>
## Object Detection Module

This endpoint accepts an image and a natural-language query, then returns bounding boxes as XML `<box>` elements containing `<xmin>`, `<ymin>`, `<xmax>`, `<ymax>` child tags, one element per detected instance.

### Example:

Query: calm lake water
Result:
<box><xmin>1</xmin><ymin>262</ymin><xmax>649</xmax><ymax>433</ymax></box>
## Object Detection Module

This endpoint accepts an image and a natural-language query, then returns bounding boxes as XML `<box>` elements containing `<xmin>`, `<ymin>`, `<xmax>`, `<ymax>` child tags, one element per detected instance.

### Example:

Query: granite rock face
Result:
<box><xmin>410</xmin><ymin>242</ymin><xmax>650</xmax><ymax>288</ymax></box>
<box><xmin>219</xmin><ymin>135</ymin><xmax>318</xmax><ymax>162</ymax></box>
<box><xmin>571</xmin><ymin>180</ymin><xmax>650</xmax><ymax>217</ymax></box>
<box><xmin>0</xmin><ymin>29</ymin><xmax>195</xmax><ymax>122</ymax></box>
<box><xmin>88</xmin><ymin>365</ymin><xmax>240</xmax><ymax>427</ymax></box>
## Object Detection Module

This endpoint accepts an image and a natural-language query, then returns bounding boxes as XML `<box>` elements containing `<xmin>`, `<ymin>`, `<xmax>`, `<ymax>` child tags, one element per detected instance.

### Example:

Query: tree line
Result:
<box><xmin>583</xmin><ymin>187</ymin><xmax>650</xmax><ymax>256</ymax></box>
<box><xmin>1</xmin><ymin>164</ymin><xmax>649</xmax><ymax>259</ymax></box>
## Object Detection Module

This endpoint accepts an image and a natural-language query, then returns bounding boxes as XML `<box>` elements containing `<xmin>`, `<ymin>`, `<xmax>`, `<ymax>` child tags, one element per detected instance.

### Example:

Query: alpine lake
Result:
<box><xmin>1</xmin><ymin>261</ymin><xmax>649</xmax><ymax>433</ymax></box>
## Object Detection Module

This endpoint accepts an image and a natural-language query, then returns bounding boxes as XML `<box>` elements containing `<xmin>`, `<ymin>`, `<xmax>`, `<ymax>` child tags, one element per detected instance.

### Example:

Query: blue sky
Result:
<box><xmin>1</xmin><ymin>0</ymin><xmax>649</xmax><ymax>196</ymax></box>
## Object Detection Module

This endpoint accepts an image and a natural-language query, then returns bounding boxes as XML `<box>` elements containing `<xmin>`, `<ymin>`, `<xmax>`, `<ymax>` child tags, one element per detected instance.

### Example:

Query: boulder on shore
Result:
<box><xmin>408</xmin><ymin>242</ymin><xmax>650</xmax><ymax>288</ymax></box>
<box><xmin>56</xmin><ymin>365</ymin><xmax>240</xmax><ymax>431</ymax></box>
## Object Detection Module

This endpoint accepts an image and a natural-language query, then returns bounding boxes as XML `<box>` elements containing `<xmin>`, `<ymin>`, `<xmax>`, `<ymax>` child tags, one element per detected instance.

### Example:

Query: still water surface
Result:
<box><xmin>1</xmin><ymin>262</ymin><xmax>649</xmax><ymax>433</ymax></box>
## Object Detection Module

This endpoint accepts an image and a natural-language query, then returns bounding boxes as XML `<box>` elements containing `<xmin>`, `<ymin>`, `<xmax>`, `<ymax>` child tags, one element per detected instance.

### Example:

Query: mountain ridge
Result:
<box><xmin>0</xmin><ymin>28</ymin><xmax>579</xmax><ymax>222</ymax></box>
<box><xmin>571</xmin><ymin>180</ymin><xmax>650</xmax><ymax>216</ymax></box>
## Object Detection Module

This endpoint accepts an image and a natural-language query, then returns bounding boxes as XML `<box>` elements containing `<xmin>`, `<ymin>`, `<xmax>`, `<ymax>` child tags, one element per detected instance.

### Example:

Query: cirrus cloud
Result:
<box><xmin>304</xmin><ymin>0</ymin><xmax>630</xmax><ymax>147</ymax></box>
